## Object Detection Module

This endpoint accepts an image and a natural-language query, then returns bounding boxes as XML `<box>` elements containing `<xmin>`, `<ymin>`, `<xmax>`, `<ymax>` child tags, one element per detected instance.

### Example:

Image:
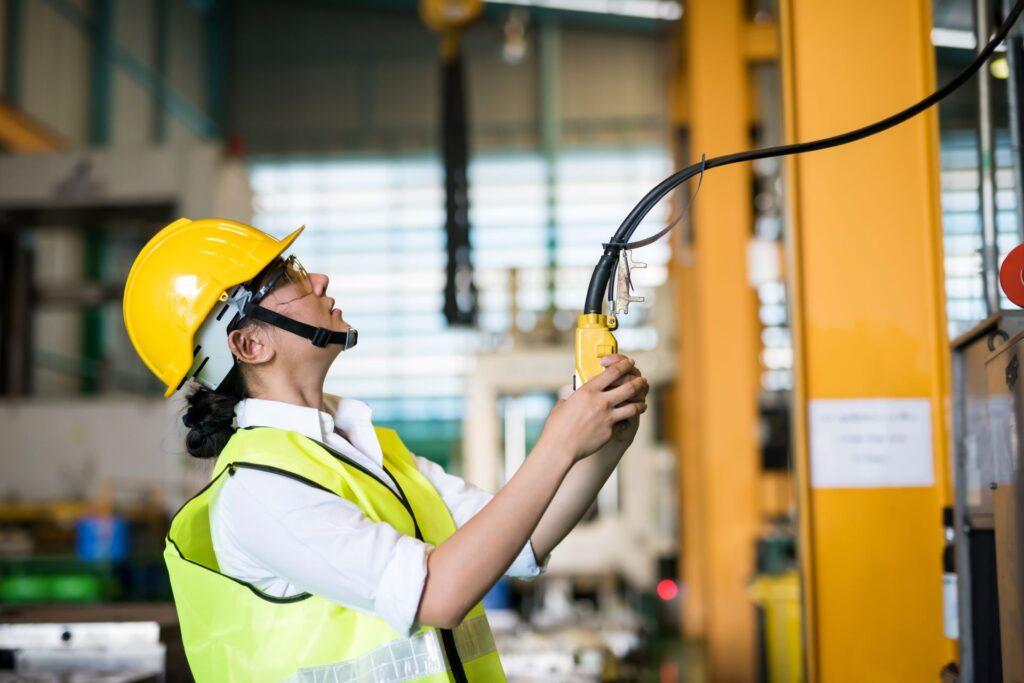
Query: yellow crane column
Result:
<box><xmin>779</xmin><ymin>1</ymin><xmax>954</xmax><ymax>680</ymax></box>
<box><xmin>673</xmin><ymin>0</ymin><xmax>762</xmax><ymax>679</ymax></box>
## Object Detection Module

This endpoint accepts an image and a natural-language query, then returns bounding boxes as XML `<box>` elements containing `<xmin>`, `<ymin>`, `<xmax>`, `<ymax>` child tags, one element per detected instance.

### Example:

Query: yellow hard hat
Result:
<box><xmin>123</xmin><ymin>218</ymin><xmax>303</xmax><ymax>397</ymax></box>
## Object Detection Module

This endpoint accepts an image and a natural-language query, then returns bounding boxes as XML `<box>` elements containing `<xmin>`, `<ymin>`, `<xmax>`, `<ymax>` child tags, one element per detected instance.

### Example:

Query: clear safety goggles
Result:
<box><xmin>249</xmin><ymin>254</ymin><xmax>313</xmax><ymax>305</ymax></box>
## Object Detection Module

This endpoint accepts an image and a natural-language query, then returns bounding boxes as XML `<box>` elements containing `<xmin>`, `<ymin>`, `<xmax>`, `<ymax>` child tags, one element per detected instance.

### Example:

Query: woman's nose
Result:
<box><xmin>310</xmin><ymin>272</ymin><xmax>329</xmax><ymax>296</ymax></box>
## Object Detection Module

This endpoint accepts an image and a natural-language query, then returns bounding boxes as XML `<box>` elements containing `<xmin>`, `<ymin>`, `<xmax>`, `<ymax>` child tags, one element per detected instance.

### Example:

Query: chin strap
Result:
<box><xmin>241</xmin><ymin>302</ymin><xmax>358</xmax><ymax>350</ymax></box>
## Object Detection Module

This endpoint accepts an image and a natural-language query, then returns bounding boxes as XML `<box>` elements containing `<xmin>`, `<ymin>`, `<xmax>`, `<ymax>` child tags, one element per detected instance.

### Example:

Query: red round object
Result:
<box><xmin>1000</xmin><ymin>243</ymin><xmax>1024</xmax><ymax>308</ymax></box>
<box><xmin>656</xmin><ymin>579</ymin><xmax>679</xmax><ymax>601</ymax></box>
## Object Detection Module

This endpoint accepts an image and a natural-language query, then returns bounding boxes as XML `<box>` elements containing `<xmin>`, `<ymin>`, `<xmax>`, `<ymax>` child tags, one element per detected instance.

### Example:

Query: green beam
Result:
<box><xmin>204</xmin><ymin>0</ymin><xmax>227</xmax><ymax>137</ymax></box>
<box><xmin>116</xmin><ymin>48</ymin><xmax>218</xmax><ymax>137</ymax></box>
<box><xmin>41</xmin><ymin>0</ymin><xmax>90</xmax><ymax>31</ymax></box>
<box><xmin>87</xmin><ymin>0</ymin><xmax>114</xmax><ymax>144</ymax></box>
<box><xmin>3</xmin><ymin>0</ymin><xmax>24</xmax><ymax>105</ymax></box>
<box><xmin>82</xmin><ymin>0</ymin><xmax>115</xmax><ymax>394</ymax></box>
<box><xmin>153</xmin><ymin>0</ymin><xmax>169</xmax><ymax>141</ymax></box>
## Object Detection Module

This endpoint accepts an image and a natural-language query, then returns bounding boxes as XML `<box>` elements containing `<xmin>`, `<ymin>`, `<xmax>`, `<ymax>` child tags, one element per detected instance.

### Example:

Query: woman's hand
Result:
<box><xmin>600</xmin><ymin>354</ymin><xmax>649</xmax><ymax>453</ymax></box>
<box><xmin>537</xmin><ymin>356</ymin><xmax>648</xmax><ymax>462</ymax></box>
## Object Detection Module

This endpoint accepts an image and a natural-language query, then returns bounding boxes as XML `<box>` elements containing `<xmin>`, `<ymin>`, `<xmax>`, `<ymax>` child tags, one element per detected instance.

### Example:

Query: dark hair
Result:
<box><xmin>182</xmin><ymin>366</ymin><xmax>247</xmax><ymax>459</ymax></box>
<box><xmin>183</xmin><ymin>269</ymin><xmax>281</xmax><ymax>458</ymax></box>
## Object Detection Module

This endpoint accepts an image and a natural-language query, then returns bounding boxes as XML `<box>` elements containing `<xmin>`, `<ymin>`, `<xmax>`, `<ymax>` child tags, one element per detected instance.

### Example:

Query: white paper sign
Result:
<box><xmin>810</xmin><ymin>398</ymin><xmax>934</xmax><ymax>489</ymax></box>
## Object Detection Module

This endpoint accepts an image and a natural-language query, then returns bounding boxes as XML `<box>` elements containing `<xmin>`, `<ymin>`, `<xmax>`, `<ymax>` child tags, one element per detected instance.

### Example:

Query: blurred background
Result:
<box><xmin>0</xmin><ymin>0</ymin><xmax>1022</xmax><ymax>681</ymax></box>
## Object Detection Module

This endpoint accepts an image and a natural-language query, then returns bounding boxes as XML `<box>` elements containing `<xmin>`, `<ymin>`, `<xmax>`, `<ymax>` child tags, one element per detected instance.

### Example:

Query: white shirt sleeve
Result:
<box><xmin>413</xmin><ymin>455</ymin><xmax>547</xmax><ymax>580</ymax></box>
<box><xmin>210</xmin><ymin>468</ymin><xmax>431</xmax><ymax>637</ymax></box>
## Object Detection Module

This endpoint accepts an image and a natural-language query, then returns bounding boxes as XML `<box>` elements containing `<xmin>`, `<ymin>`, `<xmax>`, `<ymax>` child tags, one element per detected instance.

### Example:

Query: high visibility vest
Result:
<box><xmin>164</xmin><ymin>425</ymin><xmax>507</xmax><ymax>683</ymax></box>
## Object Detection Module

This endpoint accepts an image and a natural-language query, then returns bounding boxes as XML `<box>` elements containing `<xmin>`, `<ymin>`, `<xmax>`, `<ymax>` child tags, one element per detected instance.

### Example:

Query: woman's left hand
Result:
<box><xmin>597</xmin><ymin>354</ymin><xmax>649</xmax><ymax>453</ymax></box>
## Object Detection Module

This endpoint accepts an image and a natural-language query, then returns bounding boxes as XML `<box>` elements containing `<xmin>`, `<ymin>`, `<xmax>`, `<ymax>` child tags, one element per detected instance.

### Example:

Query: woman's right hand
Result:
<box><xmin>538</xmin><ymin>356</ymin><xmax>647</xmax><ymax>462</ymax></box>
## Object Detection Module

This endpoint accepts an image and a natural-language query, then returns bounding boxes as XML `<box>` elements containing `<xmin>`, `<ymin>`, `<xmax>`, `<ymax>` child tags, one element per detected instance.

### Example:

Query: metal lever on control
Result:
<box><xmin>613</xmin><ymin>249</ymin><xmax>646</xmax><ymax>315</ymax></box>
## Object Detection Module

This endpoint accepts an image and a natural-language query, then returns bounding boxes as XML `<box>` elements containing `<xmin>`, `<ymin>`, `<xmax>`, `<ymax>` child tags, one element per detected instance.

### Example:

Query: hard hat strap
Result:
<box><xmin>240</xmin><ymin>302</ymin><xmax>358</xmax><ymax>350</ymax></box>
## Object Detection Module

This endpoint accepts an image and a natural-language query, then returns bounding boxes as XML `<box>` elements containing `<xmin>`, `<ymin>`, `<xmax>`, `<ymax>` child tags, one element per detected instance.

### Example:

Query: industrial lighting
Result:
<box><xmin>931</xmin><ymin>27</ymin><xmax>977</xmax><ymax>49</ymax></box>
<box><xmin>503</xmin><ymin>9</ymin><xmax>529</xmax><ymax>63</ymax></box>
<box><xmin>992</xmin><ymin>56</ymin><xmax>1011</xmax><ymax>79</ymax></box>
<box><xmin>931</xmin><ymin>27</ymin><xmax>1007</xmax><ymax>52</ymax></box>
<box><xmin>489</xmin><ymin>0</ymin><xmax>682</xmax><ymax>21</ymax></box>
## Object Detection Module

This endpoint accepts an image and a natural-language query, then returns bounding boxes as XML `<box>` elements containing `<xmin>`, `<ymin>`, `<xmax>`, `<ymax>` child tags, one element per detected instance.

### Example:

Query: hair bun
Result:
<box><xmin>182</xmin><ymin>371</ymin><xmax>246</xmax><ymax>459</ymax></box>
<box><xmin>182</xmin><ymin>408</ymin><xmax>201</xmax><ymax>430</ymax></box>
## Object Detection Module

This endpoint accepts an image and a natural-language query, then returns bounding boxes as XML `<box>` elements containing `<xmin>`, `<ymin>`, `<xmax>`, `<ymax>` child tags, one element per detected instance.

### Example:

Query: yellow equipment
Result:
<box><xmin>122</xmin><ymin>217</ymin><xmax>302</xmax><ymax>396</ymax></box>
<box><xmin>573</xmin><ymin>313</ymin><xmax>618</xmax><ymax>389</ymax></box>
<box><xmin>419</xmin><ymin>0</ymin><xmax>483</xmax><ymax>58</ymax></box>
<box><xmin>749</xmin><ymin>572</ymin><xmax>803</xmax><ymax>683</ymax></box>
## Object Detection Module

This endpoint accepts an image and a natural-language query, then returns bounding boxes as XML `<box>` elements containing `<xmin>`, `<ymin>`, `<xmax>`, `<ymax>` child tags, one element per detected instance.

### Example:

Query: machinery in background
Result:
<box><xmin>951</xmin><ymin>310</ymin><xmax>1024</xmax><ymax>682</ymax></box>
<box><xmin>0</xmin><ymin>622</ymin><xmax>165</xmax><ymax>682</ymax></box>
<box><xmin>940</xmin><ymin>0</ymin><xmax>1024</xmax><ymax>679</ymax></box>
<box><xmin>0</xmin><ymin>486</ymin><xmax>172</xmax><ymax>606</ymax></box>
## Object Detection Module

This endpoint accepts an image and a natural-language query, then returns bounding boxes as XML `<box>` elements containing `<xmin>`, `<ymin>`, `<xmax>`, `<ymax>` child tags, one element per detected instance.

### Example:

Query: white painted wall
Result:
<box><xmin>0</xmin><ymin>397</ymin><xmax>202</xmax><ymax>512</ymax></box>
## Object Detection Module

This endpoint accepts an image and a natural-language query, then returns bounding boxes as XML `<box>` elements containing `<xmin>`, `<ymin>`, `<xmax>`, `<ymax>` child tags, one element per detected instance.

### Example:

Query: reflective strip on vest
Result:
<box><xmin>284</xmin><ymin>615</ymin><xmax>497</xmax><ymax>683</ymax></box>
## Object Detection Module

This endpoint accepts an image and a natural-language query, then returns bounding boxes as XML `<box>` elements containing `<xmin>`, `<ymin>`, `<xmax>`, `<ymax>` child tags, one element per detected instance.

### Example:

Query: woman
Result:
<box><xmin>123</xmin><ymin>217</ymin><xmax>648</xmax><ymax>682</ymax></box>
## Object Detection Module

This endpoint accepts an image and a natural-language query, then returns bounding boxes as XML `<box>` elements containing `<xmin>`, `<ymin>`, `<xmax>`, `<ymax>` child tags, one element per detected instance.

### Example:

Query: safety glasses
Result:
<box><xmin>249</xmin><ymin>255</ymin><xmax>313</xmax><ymax>306</ymax></box>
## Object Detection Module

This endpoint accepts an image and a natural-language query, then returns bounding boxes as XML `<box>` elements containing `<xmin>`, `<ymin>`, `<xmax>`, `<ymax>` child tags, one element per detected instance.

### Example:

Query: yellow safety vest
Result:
<box><xmin>164</xmin><ymin>425</ymin><xmax>507</xmax><ymax>683</ymax></box>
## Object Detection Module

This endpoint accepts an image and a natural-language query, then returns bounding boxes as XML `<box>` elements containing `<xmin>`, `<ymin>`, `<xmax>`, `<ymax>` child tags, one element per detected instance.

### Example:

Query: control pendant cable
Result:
<box><xmin>572</xmin><ymin>0</ymin><xmax>1024</xmax><ymax>387</ymax></box>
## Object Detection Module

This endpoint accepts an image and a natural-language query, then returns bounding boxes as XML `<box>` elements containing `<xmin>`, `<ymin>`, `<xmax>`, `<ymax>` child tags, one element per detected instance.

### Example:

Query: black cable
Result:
<box><xmin>584</xmin><ymin>0</ymin><xmax>1024</xmax><ymax>314</ymax></box>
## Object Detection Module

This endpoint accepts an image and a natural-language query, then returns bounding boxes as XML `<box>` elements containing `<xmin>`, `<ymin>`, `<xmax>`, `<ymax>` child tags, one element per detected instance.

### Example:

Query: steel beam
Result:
<box><xmin>0</xmin><ymin>101</ymin><xmax>62</xmax><ymax>152</ymax></box>
<box><xmin>3</xmin><ymin>0</ymin><xmax>24</xmax><ymax>105</ymax></box>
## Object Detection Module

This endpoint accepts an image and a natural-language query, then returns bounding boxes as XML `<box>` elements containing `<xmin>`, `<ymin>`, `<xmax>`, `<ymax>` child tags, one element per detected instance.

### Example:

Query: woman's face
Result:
<box><xmin>261</xmin><ymin>267</ymin><xmax>348</xmax><ymax>330</ymax></box>
<box><xmin>256</xmin><ymin>261</ymin><xmax>352</xmax><ymax>363</ymax></box>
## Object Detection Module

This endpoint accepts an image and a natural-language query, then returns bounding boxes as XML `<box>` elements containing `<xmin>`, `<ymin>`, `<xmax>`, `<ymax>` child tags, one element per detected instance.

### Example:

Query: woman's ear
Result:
<box><xmin>227</xmin><ymin>325</ymin><xmax>274</xmax><ymax>365</ymax></box>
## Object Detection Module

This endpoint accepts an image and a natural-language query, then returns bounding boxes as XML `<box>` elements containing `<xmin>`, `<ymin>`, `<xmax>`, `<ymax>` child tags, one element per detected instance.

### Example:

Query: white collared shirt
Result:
<box><xmin>209</xmin><ymin>395</ymin><xmax>544</xmax><ymax>637</ymax></box>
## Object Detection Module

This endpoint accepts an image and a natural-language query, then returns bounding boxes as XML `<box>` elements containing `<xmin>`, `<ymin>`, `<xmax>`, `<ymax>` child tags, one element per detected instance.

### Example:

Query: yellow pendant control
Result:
<box><xmin>573</xmin><ymin>313</ymin><xmax>618</xmax><ymax>390</ymax></box>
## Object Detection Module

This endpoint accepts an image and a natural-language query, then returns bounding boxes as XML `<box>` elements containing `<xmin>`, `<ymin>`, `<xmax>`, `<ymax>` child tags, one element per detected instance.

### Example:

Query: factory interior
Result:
<box><xmin>4</xmin><ymin>0</ymin><xmax>1024</xmax><ymax>681</ymax></box>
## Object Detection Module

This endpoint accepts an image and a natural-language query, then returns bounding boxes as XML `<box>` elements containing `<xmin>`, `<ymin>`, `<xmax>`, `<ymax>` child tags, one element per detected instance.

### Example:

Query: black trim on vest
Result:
<box><xmin>165</xmin><ymin>464</ymin><xmax>314</xmax><ymax>604</ymax></box>
<box><xmin>309</xmin><ymin>437</ymin><xmax>425</xmax><ymax>542</ymax></box>
<box><xmin>228</xmin><ymin>461</ymin><xmax>334</xmax><ymax>495</ymax></box>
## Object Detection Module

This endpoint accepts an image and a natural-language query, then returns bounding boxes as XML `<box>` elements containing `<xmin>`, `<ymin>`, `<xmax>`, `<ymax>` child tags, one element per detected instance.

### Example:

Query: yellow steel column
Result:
<box><xmin>673</xmin><ymin>256</ymin><xmax>709</xmax><ymax>639</ymax></box>
<box><xmin>676</xmin><ymin>0</ymin><xmax>761</xmax><ymax>678</ymax></box>
<box><xmin>779</xmin><ymin>1</ymin><xmax>953</xmax><ymax>680</ymax></box>
<box><xmin>669</xmin><ymin>16</ymin><xmax>708</xmax><ymax>641</ymax></box>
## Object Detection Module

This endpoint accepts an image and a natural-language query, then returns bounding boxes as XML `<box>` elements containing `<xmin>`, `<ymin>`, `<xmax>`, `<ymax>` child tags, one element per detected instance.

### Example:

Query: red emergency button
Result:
<box><xmin>1000</xmin><ymin>243</ymin><xmax>1024</xmax><ymax>308</ymax></box>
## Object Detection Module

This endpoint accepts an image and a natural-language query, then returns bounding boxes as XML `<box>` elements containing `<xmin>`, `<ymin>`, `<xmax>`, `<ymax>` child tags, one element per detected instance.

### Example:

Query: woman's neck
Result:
<box><xmin>247</xmin><ymin>369</ymin><xmax>328</xmax><ymax>412</ymax></box>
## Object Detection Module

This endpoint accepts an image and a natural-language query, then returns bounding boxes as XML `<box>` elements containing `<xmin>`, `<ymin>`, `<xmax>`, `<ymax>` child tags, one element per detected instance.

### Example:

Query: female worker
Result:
<box><xmin>122</xmin><ymin>218</ymin><xmax>648</xmax><ymax>682</ymax></box>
